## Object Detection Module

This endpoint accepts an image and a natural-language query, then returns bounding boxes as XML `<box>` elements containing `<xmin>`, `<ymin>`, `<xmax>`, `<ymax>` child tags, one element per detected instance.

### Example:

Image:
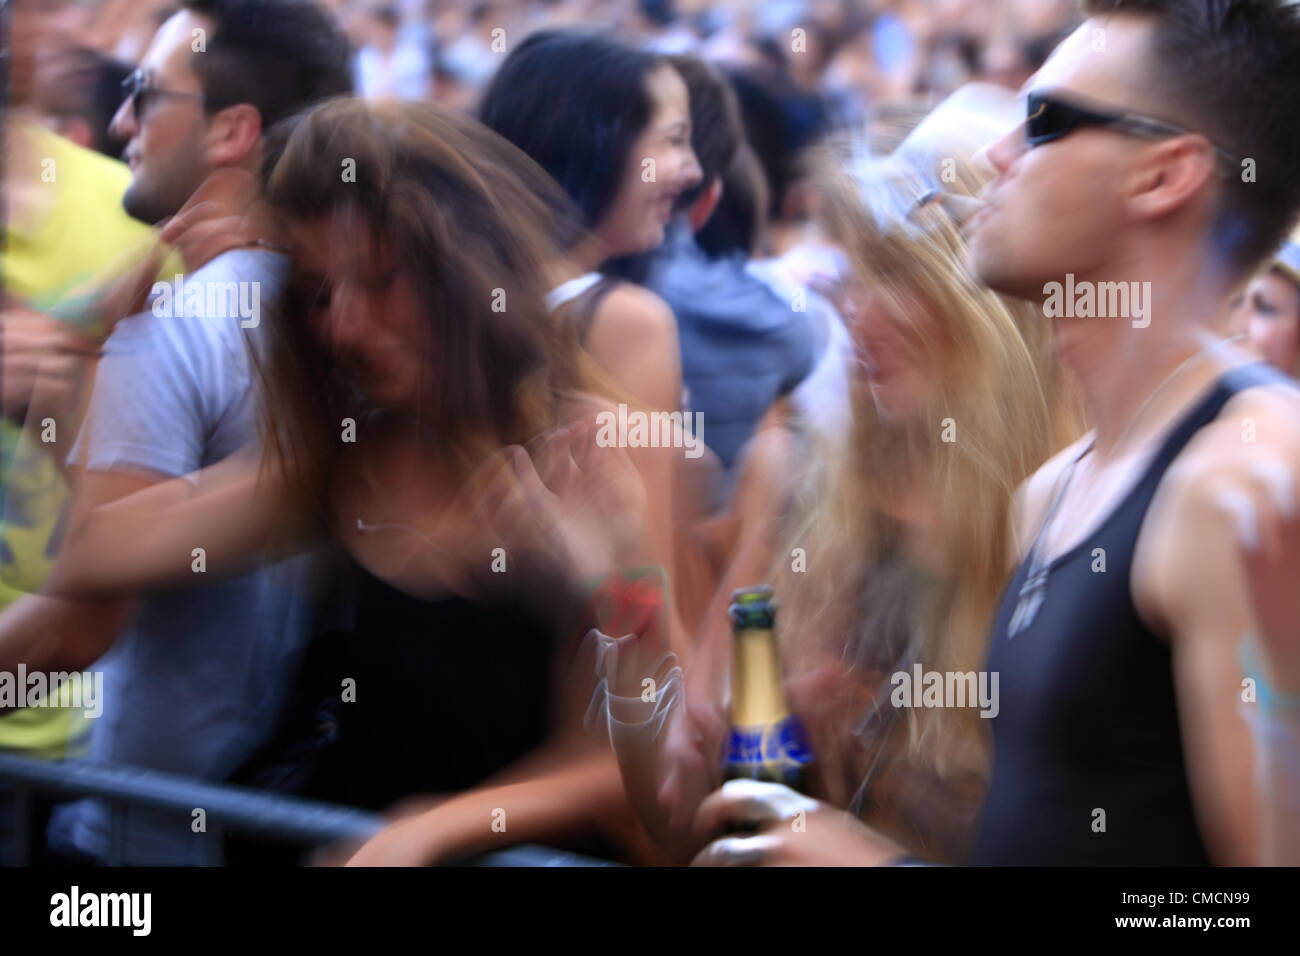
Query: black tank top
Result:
<box><xmin>232</xmin><ymin>557</ymin><xmax>563</xmax><ymax>812</ymax></box>
<box><xmin>973</xmin><ymin>362</ymin><xmax>1294</xmax><ymax>865</ymax></box>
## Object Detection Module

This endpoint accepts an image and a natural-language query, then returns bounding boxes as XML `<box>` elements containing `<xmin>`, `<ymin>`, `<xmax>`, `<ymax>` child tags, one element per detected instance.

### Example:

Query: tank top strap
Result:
<box><xmin>544</xmin><ymin>272</ymin><xmax>603</xmax><ymax>312</ymax></box>
<box><xmin>1135</xmin><ymin>361</ymin><xmax>1297</xmax><ymax>500</ymax></box>
<box><xmin>546</xmin><ymin>273</ymin><xmax>624</xmax><ymax>346</ymax></box>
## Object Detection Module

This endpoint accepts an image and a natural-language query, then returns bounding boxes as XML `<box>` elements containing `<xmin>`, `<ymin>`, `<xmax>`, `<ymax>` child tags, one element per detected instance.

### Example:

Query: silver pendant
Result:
<box><xmin>1007</xmin><ymin>569</ymin><xmax>1048</xmax><ymax>638</ymax></box>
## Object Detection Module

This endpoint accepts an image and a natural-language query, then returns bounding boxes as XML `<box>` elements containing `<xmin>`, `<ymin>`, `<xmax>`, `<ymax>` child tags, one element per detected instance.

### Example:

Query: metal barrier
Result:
<box><xmin>0</xmin><ymin>752</ymin><xmax>618</xmax><ymax>867</ymax></box>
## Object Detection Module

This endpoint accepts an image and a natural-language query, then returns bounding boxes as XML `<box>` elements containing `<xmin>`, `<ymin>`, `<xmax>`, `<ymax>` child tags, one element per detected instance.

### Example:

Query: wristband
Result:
<box><xmin>582</xmin><ymin>626</ymin><xmax>682</xmax><ymax>744</ymax></box>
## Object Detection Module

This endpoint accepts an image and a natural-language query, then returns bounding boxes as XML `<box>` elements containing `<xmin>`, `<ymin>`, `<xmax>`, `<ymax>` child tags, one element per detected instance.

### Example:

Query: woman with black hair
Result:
<box><xmin>479</xmin><ymin>29</ymin><xmax>706</xmax><ymax>641</ymax></box>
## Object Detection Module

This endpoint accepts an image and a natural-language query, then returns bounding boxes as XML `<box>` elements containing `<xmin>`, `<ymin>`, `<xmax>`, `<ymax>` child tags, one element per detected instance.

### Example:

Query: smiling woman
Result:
<box><xmin>479</xmin><ymin>29</ymin><xmax>707</xmax><ymax>653</ymax></box>
<box><xmin>479</xmin><ymin>29</ymin><xmax>701</xmax><ymax>260</ymax></box>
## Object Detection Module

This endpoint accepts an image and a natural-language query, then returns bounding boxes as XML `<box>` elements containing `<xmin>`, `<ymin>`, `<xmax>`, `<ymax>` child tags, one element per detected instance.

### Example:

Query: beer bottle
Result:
<box><xmin>723</xmin><ymin>586</ymin><xmax>814</xmax><ymax>791</ymax></box>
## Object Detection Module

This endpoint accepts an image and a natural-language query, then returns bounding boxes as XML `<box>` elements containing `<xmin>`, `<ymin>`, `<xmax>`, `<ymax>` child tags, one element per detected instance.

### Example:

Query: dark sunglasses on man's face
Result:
<box><xmin>120</xmin><ymin>69</ymin><xmax>230</xmax><ymax>123</ymax></box>
<box><xmin>1023</xmin><ymin>91</ymin><xmax>1241</xmax><ymax>172</ymax></box>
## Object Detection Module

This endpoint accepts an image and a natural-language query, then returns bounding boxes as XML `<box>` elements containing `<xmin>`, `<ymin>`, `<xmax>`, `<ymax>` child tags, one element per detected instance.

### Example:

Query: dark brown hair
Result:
<box><xmin>1082</xmin><ymin>0</ymin><xmax>1300</xmax><ymax>273</ymax></box>
<box><xmin>179</xmin><ymin>0</ymin><xmax>352</xmax><ymax>130</ymax></box>
<box><xmin>258</xmin><ymin>97</ymin><xmax>587</xmax><ymax>534</ymax></box>
<box><xmin>478</xmin><ymin>29</ymin><xmax>664</xmax><ymax>241</ymax></box>
<box><xmin>666</xmin><ymin>54</ymin><xmax>743</xmax><ymax>212</ymax></box>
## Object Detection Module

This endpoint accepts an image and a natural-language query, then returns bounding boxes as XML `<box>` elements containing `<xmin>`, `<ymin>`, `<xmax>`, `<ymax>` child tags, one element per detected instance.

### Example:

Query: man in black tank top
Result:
<box><xmin>686</xmin><ymin>2</ymin><xmax>1300</xmax><ymax>867</ymax></box>
<box><xmin>965</xmin><ymin>1</ymin><xmax>1300</xmax><ymax>865</ymax></box>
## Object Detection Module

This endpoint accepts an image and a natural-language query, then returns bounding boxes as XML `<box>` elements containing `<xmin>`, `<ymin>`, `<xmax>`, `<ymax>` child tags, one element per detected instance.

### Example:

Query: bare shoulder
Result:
<box><xmin>588</xmin><ymin>283</ymin><xmax>679</xmax><ymax>346</ymax></box>
<box><xmin>1160</xmin><ymin>383</ymin><xmax>1300</xmax><ymax>503</ymax></box>
<box><xmin>584</xmin><ymin>284</ymin><xmax>683</xmax><ymax>412</ymax></box>
<box><xmin>1136</xmin><ymin>380</ymin><xmax>1300</xmax><ymax>633</ymax></box>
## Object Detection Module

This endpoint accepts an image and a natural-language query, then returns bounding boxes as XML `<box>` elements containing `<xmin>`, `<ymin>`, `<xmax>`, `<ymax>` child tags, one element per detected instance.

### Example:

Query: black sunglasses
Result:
<box><xmin>1024</xmin><ymin>91</ymin><xmax>1241</xmax><ymax>172</ymax></box>
<box><xmin>120</xmin><ymin>69</ymin><xmax>232</xmax><ymax>122</ymax></box>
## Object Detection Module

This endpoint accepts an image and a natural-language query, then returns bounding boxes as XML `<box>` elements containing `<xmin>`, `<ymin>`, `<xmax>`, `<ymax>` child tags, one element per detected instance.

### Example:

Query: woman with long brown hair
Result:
<box><xmin>40</xmin><ymin>96</ymin><xmax>666</xmax><ymax>865</ymax></box>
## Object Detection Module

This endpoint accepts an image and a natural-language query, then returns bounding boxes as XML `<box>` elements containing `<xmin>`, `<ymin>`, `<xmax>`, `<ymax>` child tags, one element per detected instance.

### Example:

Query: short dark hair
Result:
<box><xmin>697</xmin><ymin>143</ymin><xmax>768</xmax><ymax>259</ymax></box>
<box><xmin>178</xmin><ymin>0</ymin><xmax>352</xmax><ymax>132</ymax></box>
<box><xmin>725</xmin><ymin>65</ymin><xmax>830</xmax><ymax>221</ymax></box>
<box><xmin>1081</xmin><ymin>0</ymin><xmax>1300</xmax><ymax>274</ymax></box>
<box><xmin>33</xmin><ymin>47</ymin><xmax>133</xmax><ymax>158</ymax></box>
<box><xmin>667</xmin><ymin>54</ymin><xmax>741</xmax><ymax>213</ymax></box>
<box><xmin>478</xmin><ymin>29</ymin><xmax>665</xmax><ymax>236</ymax></box>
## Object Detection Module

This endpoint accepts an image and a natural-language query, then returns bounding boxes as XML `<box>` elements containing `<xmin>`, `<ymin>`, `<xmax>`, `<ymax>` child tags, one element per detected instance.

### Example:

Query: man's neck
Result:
<box><xmin>1053</xmin><ymin>267</ymin><xmax>1240</xmax><ymax>459</ymax></box>
<box><xmin>185</xmin><ymin>163</ymin><xmax>285</xmax><ymax>263</ymax></box>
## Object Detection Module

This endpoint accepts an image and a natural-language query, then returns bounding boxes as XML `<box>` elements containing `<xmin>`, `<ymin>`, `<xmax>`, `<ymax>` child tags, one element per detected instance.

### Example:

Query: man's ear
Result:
<box><xmin>1126</xmin><ymin>135</ymin><xmax>1218</xmax><ymax>222</ymax></box>
<box><xmin>203</xmin><ymin>103</ymin><xmax>263</xmax><ymax>168</ymax></box>
<box><xmin>689</xmin><ymin>178</ymin><xmax>724</xmax><ymax>233</ymax></box>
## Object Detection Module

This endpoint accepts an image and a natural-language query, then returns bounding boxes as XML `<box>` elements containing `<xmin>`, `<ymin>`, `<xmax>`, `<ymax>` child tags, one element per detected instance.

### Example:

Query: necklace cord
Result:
<box><xmin>1025</xmin><ymin>333</ymin><xmax>1247</xmax><ymax>577</ymax></box>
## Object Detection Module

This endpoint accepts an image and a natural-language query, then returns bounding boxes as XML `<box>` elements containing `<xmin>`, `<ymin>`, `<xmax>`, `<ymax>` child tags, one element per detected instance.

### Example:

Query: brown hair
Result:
<box><xmin>257</xmin><ymin>97</ymin><xmax>588</xmax><ymax>534</ymax></box>
<box><xmin>667</xmin><ymin>53</ymin><xmax>743</xmax><ymax>211</ymax></box>
<box><xmin>1081</xmin><ymin>0</ymin><xmax>1300</xmax><ymax>274</ymax></box>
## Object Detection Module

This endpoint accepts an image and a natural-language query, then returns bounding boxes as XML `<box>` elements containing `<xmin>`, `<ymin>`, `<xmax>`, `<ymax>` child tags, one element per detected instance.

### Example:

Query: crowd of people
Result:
<box><xmin>3</xmin><ymin>0</ymin><xmax>1300</xmax><ymax>868</ymax></box>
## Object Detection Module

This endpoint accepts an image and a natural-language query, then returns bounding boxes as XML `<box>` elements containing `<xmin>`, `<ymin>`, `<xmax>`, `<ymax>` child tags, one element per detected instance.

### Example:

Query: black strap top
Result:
<box><xmin>238</xmin><ymin>557</ymin><xmax>563</xmax><ymax>812</ymax></box>
<box><xmin>973</xmin><ymin>361</ymin><xmax>1295</xmax><ymax>865</ymax></box>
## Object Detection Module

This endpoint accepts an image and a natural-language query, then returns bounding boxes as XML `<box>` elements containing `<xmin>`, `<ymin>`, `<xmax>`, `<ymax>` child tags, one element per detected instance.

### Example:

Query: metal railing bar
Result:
<box><xmin>0</xmin><ymin>752</ymin><xmax>622</xmax><ymax>867</ymax></box>
<box><xmin>0</xmin><ymin>752</ymin><xmax>383</xmax><ymax>846</ymax></box>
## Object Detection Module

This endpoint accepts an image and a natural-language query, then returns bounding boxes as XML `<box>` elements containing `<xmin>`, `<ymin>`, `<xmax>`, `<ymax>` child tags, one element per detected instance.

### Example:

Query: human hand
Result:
<box><xmin>690</xmin><ymin>779</ymin><xmax>908</xmax><ymax>866</ymax></box>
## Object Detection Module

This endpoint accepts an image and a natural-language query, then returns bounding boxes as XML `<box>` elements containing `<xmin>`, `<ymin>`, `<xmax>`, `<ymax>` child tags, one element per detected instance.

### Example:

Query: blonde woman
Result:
<box><xmin>595</xmin><ymin>85</ymin><xmax>1080</xmax><ymax>865</ymax></box>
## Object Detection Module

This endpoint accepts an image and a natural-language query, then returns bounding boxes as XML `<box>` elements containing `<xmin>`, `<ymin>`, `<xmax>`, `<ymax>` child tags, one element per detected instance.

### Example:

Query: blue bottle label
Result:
<box><xmin>725</xmin><ymin>714</ymin><xmax>813</xmax><ymax>786</ymax></box>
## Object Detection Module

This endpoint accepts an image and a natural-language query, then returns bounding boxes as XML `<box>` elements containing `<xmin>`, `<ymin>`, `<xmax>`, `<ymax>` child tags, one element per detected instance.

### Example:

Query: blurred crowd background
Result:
<box><xmin>9</xmin><ymin>0</ymin><xmax>1300</xmax><ymax>871</ymax></box>
<box><xmin>17</xmin><ymin>0</ymin><xmax>1082</xmax><ymax>181</ymax></box>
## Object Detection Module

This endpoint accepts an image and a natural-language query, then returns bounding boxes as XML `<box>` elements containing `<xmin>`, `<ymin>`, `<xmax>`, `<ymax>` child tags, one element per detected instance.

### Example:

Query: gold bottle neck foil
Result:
<box><xmin>731</xmin><ymin>627</ymin><xmax>789</xmax><ymax>727</ymax></box>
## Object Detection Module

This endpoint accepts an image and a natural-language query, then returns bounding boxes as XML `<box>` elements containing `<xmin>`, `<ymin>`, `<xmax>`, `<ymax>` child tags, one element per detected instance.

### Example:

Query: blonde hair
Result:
<box><xmin>775</xmin><ymin>141</ymin><xmax>1079</xmax><ymax>838</ymax></box>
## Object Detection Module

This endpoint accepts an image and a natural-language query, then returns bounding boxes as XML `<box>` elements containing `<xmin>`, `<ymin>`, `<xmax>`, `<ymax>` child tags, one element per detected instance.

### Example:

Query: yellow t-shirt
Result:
<box><xmin>0</xmin><ymin>123</ymin><xmax>156</xmax><ymax>757</ymax></box>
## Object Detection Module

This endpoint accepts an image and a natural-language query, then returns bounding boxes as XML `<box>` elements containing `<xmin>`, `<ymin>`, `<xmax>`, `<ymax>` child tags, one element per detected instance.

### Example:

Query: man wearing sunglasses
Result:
<box><xmin>690</xmin><ymin>0</ymin><xmax>1300</xmax><ymax>868</ymax></box>
<box><xmin>0</xmin><ymin>0</ymin><xmax>351</xmax><ymax>865</ymax></box>
<box><xmin>962</xmin><ymin>0</ymin><xmax>1300</xmax><ymax>866</ymax></box>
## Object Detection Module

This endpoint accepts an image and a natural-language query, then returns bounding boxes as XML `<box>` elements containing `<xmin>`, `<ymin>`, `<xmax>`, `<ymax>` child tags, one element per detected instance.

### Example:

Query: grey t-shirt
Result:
<box><xmin>47</xmin><ymin>249</ymin><xmax>318</xmax><ymax>864</ymax></box>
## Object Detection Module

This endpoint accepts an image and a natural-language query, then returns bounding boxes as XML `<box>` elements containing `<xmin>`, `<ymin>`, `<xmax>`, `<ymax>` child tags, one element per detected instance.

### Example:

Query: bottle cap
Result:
<box><xmin>729</xmin><ymin>586</ymin><xmax>776</xmax><ymax>630</ymax></box>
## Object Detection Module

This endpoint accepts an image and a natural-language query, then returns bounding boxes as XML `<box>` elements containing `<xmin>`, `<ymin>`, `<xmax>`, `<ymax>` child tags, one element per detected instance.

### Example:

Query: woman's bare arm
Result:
<box><xmin>47</xmin><ymin>449</ymin><xmax>310</xmax><ymax>599</ymax></box>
